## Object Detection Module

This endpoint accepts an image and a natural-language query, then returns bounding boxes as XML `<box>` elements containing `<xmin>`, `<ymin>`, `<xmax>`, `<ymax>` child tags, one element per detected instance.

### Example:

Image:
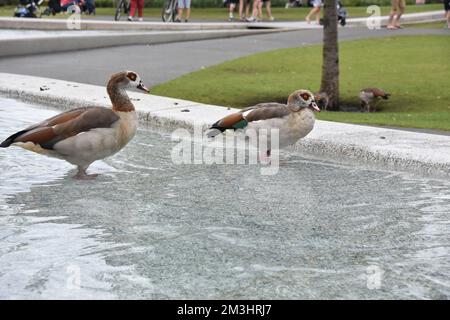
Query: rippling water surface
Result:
<box><xmin>0</xmin><ymin>97</ymin><xmax>449</xmax><ymax>299</ymax></box>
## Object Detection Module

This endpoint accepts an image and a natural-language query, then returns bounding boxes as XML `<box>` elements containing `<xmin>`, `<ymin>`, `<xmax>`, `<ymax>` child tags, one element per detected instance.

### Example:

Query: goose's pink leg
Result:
<box><xmin>260</xmin><ymin>149</ymin><xmax>271</xmax><ymax>164</ymax></box>
<box><xmin>74</xmin><ymin>166</ymin><xmax>99</xmax><ymax>180</ymax></box>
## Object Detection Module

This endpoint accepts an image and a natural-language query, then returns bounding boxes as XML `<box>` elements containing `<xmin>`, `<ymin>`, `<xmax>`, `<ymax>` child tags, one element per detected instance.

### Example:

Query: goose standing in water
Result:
<box><xmin>0</xmin><ymin>71</ymin><xmax>149</xmax><ymax>180</ymax></box>
<box><xmin>207</xmin><ymin>89</ymin><xmax>320</xmax><ymax>159</ymax></box>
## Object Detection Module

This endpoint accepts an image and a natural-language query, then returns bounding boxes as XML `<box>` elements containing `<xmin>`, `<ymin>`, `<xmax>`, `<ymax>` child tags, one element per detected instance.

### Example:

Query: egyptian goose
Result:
<box><xmin>359</xmin><ymin>88</ymin><xmax>390</xmax><ymax>112</ymax></box>
<box><xmin>0</xmin><ymin>71</ymin><xmax>149</xmax><ymax>180</ymax></box>
<box><xmin>207</xmin><ymin>89</ymin><xmax>320</xmax><ymax>158</ymax></box>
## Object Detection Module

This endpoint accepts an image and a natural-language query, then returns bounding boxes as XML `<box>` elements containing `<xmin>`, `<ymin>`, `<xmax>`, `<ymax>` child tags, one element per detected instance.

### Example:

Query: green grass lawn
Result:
<box><xmin>1</xmin><ymin>4</ymin><xmax>444</xmax><ymax>21</ymax></box>
<box><xmin>152</xmin><ymin>35</ymin><xmax>450</xmax><ymax>131</ymax></box>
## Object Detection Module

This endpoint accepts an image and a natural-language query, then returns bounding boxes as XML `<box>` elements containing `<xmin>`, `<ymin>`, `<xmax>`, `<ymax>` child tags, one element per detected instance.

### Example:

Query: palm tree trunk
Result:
<box><xmin>320</xmin><ymin>0</ymin><xmax>339</xmax><ymax>111</ymax></box>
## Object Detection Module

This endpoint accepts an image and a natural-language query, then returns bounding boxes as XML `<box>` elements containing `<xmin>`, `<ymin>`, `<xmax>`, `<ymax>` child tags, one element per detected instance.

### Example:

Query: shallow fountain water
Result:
<box><xmin>0</xmin><ymin>97</ymin><xmax>449</xmax><ymax>299</ymax></box>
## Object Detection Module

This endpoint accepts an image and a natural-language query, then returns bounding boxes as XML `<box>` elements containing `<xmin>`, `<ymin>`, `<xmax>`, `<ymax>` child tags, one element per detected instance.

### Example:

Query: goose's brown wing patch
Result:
<box><xmin>2</xmin><ymin>107</ymin><xmax>119</xmax><ymax>149</ymax></box>
<box><xmin>217</xmin><ymin>103</ymin><xmax>288</xmax><ymax>128</ymax></box>
<box><xmin>53</xmin><ymin>107</ymin><xmax>119</xmax><ymax>137</ymax></box>
<box><xmin>13</xmin><ymin>127</ymin><xmax>57</xmax><ymax>146</ymax></box>
<box><xmin>216</xmin><ymin>112</ymin><xmax>245</xmax><ymax>128</ymax></box>
<box><xmin>371</xmin><ymin>88</ymin><xmax>387</xmax><ymax>97</ymax></box>
<box><xmin>24</xmin><ymin>107</ymin><xmax>90</xmax><ymax>131</ymax></box>
<box><xmin>363</xmin><ymin>88</ymin><xmax>389</xmax><ymax>98</ymax></box>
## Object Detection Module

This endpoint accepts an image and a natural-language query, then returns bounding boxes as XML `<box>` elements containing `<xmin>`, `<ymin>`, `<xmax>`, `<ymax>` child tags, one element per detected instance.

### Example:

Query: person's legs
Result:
<box><xmin>239</xmin><ymin>0</ymin><xmax>244</xmax><ymax>19</ymax></box>
<box><xmin>444</xmin><ymin>0</ymin><xmax>450</xmax><ymax>28</ymax></box>
<box><xmin>245</xmin><ymin>0</ymin><xmax>251</xmax><ymax>17</ymax></box>
<box><xmin>394</xmin><ymin>0</ymin><xmax>405</xmax><ymax>27</ymax></box>
<box><xmin>137</xmin><ymin>0</ymin><xmax>144</xmax><ymax>19</ymax></box>
<box><xmin>387</xmin><ymin>0</ymin><xmax>398</xmax><ymax>29</ymax></box>
<box><xmin>315</xmin><ymin>7</ymin><xmax>321</xmax><ymax>24</ymax></box>
<box><xmin>85</xmin><ymin>0</ymin><xmax>94</xmax><ymax>14</ymax></box>
<box><xmin>229</xmin><ymin>3</ymin><xmax>235</xmax><ymax>16</ymax></box>
<box><xmin>447</xmin><ymin>10</ymin><xmax>450</xmax><ymax>28</ymax></box>
<box><xmin>306</xmin><ymin>7</ymin><xmax>319</xmax><ymax>23</ymax></box>
<box><xmin>185</xmin><ymin>0</ymin><xmax>191</xmax><ymax>21</ymax></box>
<box><xmin>306</xmin><ymin>0</ymin><xmax>322</xmax><ymax>23</ymax></box>
<box><xmin>266</xmin><ymin>1</ymin><xmax>274</xmax><ymax>20</ymax></box>
<box><xmin>176</xmin><ymin>9</ymin><xmax>183</xmax><ymax>21</ymax></box>
<box><xmin>248</xmin><ymin>0</ymin><xmax>259</xmax><ymax>20</ymax></box>
<box><xmin>176</xmin><ymin>0</ymin><xmax>184</xmax><ymax>21</ymax></box>
<box><xmin>129</xmin><ymin>0</ymin><xmax>136</xmax><ymax>19</ymax></box>
<box><xmin>258</xmin><ymin>0</ymin><xmax>263</xmax><ymax>20</ymax></box>
<box><xmin>229</xmin><ymin>0</ymin><xmax>237</xmax><ymax>20</ymax></box>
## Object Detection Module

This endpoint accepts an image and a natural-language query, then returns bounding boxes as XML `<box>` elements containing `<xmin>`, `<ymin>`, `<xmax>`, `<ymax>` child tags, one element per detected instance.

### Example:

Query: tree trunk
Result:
<box><xmin>320</xmin><ymin>0</ymin><xmax>339</xmax><ymax>111</ymax></box>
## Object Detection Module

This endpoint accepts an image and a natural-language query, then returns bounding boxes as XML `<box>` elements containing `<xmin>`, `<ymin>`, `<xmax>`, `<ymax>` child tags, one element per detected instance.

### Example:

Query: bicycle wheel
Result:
<box><xmin>114</xmin><ymin>0</ymin><xmax>124</xmax><ymax>21</ymax></box>
<box><xmin>161</xmin><ymin>0</ymin><xmax>175</xmax><ymax>22</ymax></box>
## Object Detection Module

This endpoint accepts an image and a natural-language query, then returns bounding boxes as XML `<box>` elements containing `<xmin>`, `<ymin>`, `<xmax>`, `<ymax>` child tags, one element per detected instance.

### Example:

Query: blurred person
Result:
<box><xmin>176</xmin><ymin>0</ymin><xmax>191</xmax><ymax>22</ymax></box>
<box><xmin>128</xmin><ymin>0</ymin><xmax>144</xmax><ymax>21</ymax></box>
<box><xmin>305</xmin><ymin>0</ymin><xmax>322</xmax><ymax>24</ymax></box>
<box><xmin>84</xmin><ymin>0</ymin><xmax>95</xmax><ymax>15</ymax></box>
<box><xmin>445</xmin><ymin>0</ymin><xmax>450</xmax><ymax>29</ymax></box>
<box><xmin>244</xmin><ymin>0</ymin><xmax>252</xmax><ymax>17</ymax></box>
<box><xmin>60</xmin><ymin>0</ymin><xmax>82</xmax><ymax>12</ymax></box>
<box><xmin>228</xmin><ymin>0</ymin><xmax>245</xmax><ymax>21</ymax></box>
<box><xmin>247</xmin><ymin>0</ymin><xmax>274</xmax><ymax>22</ymax></box>
<box><xmin>258</xmin><ymin>0</ymin><xmax>274</xmax><ymax>21</ymax></box>
<box><xmin>285</xmin><ymin>0</ymin><xmax>300</xmax><ymax>8</ymax></box>
<box><xmin>47</xmin><ymin>0</ymin><xmax>62</xmax><ymax>14</ymax></box>
<box><xmin>387</xmin><ymin>0</ymin><xmax>406</xmax><ymax>29</ymax></box>
<box><xmin>245</xmin><ymin>0</ymin><xmax>259</xmax><ymax>22</ymax></box>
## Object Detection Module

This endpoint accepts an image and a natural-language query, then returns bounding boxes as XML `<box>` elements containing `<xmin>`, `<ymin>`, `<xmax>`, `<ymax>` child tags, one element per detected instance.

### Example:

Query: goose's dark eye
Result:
<box><xmin>127</xmin><ymin>73</ymin><xmax>137</xmax><ymax>81</ymax></box>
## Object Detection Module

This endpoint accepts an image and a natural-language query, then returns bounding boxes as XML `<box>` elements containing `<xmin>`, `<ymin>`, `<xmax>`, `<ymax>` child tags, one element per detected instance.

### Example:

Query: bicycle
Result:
<box><xmin>114</xmin><ymin>0</ymin><xmax>130</xmax><ymax>21</ymax></box>
<box><xmin>161</xmin><ymin>0</ymin><xmax>178</xmax><ymax>22</ymax></box>
<box><xmin>13</xmin><ymin>0</ymin><xmax>44</xmax><ymax>18</ymax></box>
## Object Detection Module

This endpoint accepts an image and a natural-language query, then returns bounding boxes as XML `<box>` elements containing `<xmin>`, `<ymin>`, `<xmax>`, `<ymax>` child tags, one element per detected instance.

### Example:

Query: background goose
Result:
<box><xmin>359</xmin><ymin>88</ymin><xmax>390</xmax><ymax>112</ymax></box>
<box><xmin>0</xmin><ymin>71</ymin><xmax>149</xmax><ymax>180</ymax></box>
<box><xmin>207</xmin><ymin>89</ymin><xmax>320</xmax><ymax>158</ymax></box>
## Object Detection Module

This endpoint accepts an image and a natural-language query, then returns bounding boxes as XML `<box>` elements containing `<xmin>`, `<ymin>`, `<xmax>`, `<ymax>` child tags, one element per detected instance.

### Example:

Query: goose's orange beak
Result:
<box><xmin>137</xmin><ymin>81</ymin><xmax>150</xmax><ymax>93</ymax></box>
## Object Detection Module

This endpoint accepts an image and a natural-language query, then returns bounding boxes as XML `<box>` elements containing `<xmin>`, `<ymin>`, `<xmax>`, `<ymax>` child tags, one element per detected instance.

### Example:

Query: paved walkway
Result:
<box><xmin>0</xmin><ymin>27</ymin><xmax>447</xmax><ymax>87</ymax></box>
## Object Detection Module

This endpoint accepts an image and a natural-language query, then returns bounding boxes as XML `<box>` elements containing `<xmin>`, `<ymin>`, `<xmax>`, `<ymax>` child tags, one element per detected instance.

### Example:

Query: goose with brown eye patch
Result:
<box><xmin>126</xmin><ymin>71</ymin><xmax>150</xmax><ymax>93</ymax></box>
<box><xmin>0</xmin><ymin>70</ymin><xmax>150</xmax><ymax>180</ymax></box>
<box><xmin>207</xmin><ymin>89</ymin><xmax>320</xmax><ymax>161</ymax></box>
<box><xmin>287</xmin><ymin>89</ymin><xmax>320</xmax><ymax>112</ymax></box>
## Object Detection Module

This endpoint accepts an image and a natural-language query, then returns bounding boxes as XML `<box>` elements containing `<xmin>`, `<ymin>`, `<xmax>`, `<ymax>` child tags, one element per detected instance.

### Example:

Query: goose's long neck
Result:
<box><xmin>107</xmin><ymin>81</ymin><xmax>135</xmax><ymax>112</ymax></box>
